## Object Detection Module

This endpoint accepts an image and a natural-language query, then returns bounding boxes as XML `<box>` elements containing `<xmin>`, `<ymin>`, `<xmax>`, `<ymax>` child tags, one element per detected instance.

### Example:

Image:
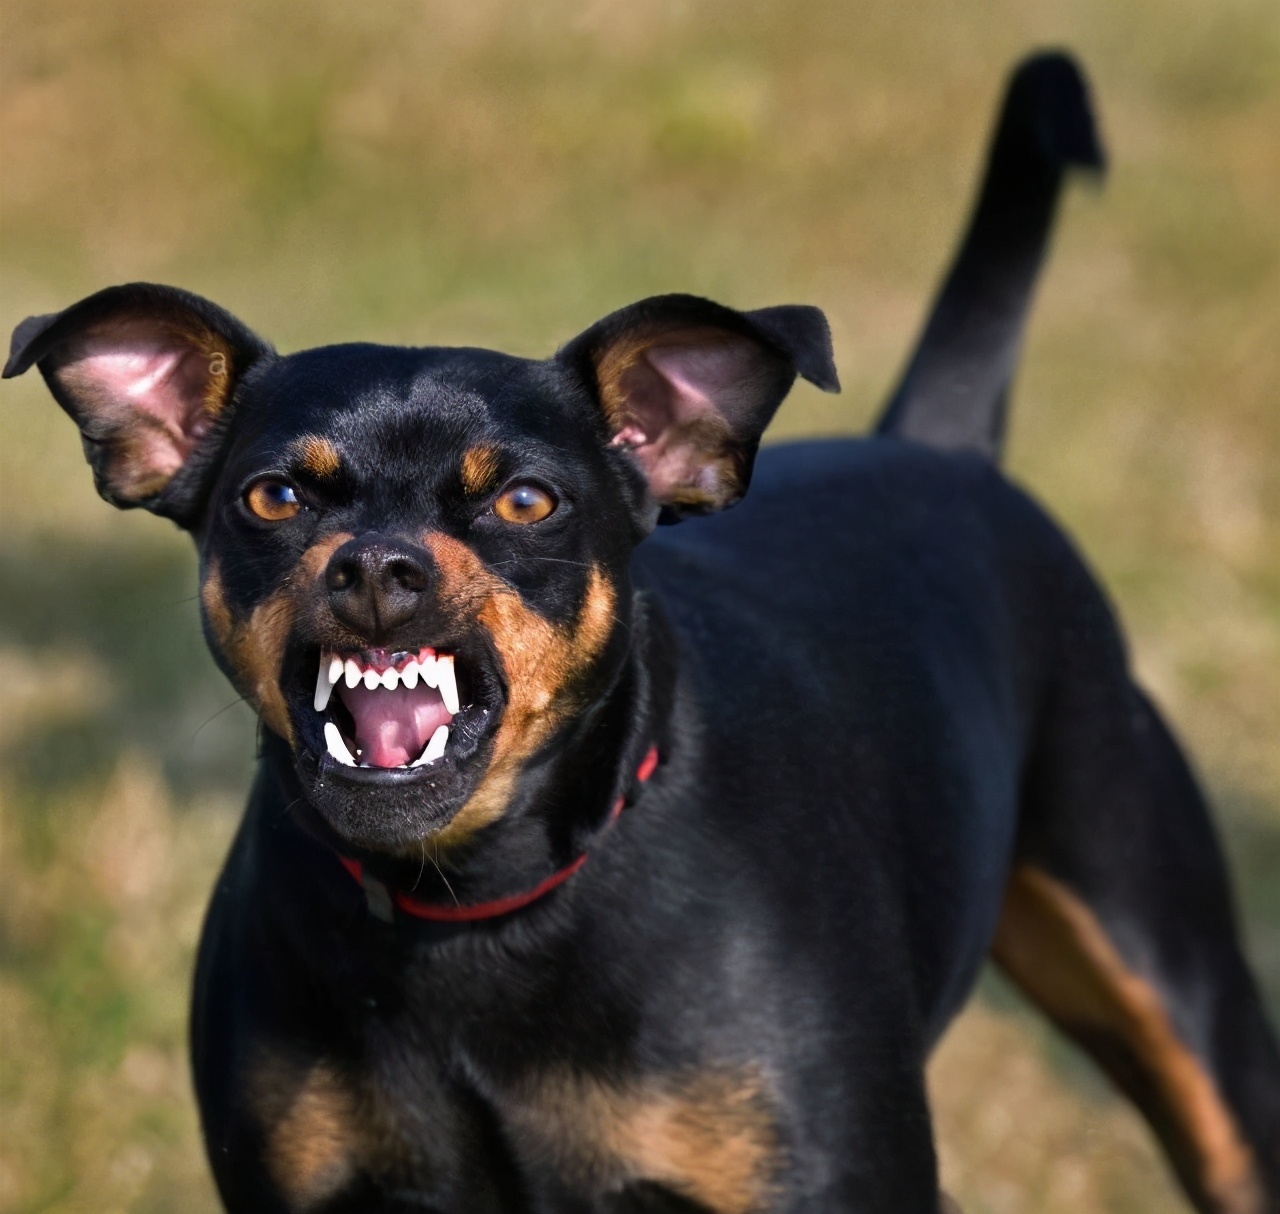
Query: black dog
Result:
<box><xmin>7</xmin><ymin>52</ymin><xmax>1279</xmax><ymax>1214</ymax></box>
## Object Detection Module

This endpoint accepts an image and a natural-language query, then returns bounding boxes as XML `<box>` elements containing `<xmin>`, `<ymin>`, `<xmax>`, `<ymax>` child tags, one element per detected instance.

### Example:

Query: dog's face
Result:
<box><xmin>5</xmin><ymin>285</ymin><xmax>835</xmax><ymax>854</ymax></box>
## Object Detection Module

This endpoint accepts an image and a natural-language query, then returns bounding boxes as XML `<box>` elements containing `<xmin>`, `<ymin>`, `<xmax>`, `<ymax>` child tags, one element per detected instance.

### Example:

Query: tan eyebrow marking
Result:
<box><xmin>460</xmin><ymin>444</ymin><xmax>502</xmax><ymax>496</ymax></box>
<box><xmin>294</xmin><ymin>435</ymin><xmax>342</xmax><ymax>479</ymax></box>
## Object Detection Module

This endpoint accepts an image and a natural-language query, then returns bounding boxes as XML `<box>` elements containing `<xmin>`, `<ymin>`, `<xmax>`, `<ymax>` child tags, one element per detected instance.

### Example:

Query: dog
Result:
<box><xmin>6</xmin><ymin>51</ymin><xmax>1279</xmax><ymax>1214</ymax></box>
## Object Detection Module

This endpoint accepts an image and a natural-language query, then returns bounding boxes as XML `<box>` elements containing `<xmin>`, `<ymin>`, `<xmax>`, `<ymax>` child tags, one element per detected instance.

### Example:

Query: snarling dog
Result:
<box><xmin>6</xmin><ymin>52</ymin><xmax>1279</xmax><ymax>1214</ymax></box>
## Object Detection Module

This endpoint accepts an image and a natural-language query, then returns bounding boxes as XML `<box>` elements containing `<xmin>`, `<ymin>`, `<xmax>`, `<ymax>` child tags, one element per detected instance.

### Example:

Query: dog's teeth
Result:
<box><xmin>401</xmin><ymin>659</ymin><xmax>420</xmax><ymax>689</ymax></box>
<box><xmin>436</xmin><ymin>655</ymin><xmax>460</xmax><ymax>715</ymax></box>
<box><xmin>323</xmin><ymin>722</ymin><xmax>357</xmax><ymax>766</ymax></box>
<box><xmin>314</xmin><ymin>658</ymin><xmax>334</xmax><ymax>713</ymax></box>
<box><xmin>420</xmin><ymin>654</ymin><xmax>438</xmax><ymax>688</ymax></box>
<box><xmin>425</xmin><ymin>723</ymin><xmax>449</xmax><ymax>762</ymax></box>
<box><xmin>381</xmin><ymin>666</ymin><xmax>400</xmax><ymax>690</ymax></box>
<box><xmin>411</xmin><ymin>724</ymin><xmax>449</xmax><ymax>767</ymax></box>
<box><xmin>363</xmin><ymin>668</ymin><xmax>380</xmax><ymax>690</ymax></box>
<box><xmin>328</xmin><ymin>654</ymin><xmax>344</xmax><ymax>685</ymax></box>
<box><xmin>344</xmin><ymin>659</ymin><xmax>362</xmax><ymax>689</ymax></box>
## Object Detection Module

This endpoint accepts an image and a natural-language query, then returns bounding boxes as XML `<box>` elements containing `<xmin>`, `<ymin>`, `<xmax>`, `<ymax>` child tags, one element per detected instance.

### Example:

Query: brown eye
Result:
<box><xmin>245</xmin><ymin>478</ymin><xmax>302</xmax><ymax>521</ymax></box>
<box><xmin>493</xmin><ymin>483</ymin><xmax>556</xmax><ymax>525</ymax></box>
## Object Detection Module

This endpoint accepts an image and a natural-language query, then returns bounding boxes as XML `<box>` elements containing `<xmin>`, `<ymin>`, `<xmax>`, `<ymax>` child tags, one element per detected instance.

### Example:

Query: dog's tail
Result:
<box><xmin>874</xmin><ymin>51</ymin><xmax>1105</xmax><ymax>461</ymax></box>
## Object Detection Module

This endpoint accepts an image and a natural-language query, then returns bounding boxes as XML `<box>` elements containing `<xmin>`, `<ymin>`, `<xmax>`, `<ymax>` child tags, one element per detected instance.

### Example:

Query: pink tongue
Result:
<box><xmin>338</xmin><ymin>683</ymin><xmax>453</xmax><ymax>767</ymax></box>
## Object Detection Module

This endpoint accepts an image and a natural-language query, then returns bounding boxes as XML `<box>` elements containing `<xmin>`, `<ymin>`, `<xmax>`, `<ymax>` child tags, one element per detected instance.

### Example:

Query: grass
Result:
<box><xmin>2</xmin><ymin>1</ymin><xmax>1278</xmax><ymax>1210</ymax></box>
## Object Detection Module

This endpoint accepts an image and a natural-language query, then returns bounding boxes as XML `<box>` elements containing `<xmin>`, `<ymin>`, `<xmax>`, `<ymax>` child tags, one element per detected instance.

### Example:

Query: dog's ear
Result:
<box><xmin>559</xmin><ymin>294</ymin><xmax>838</xmax><ymax>518</ymax></box>
<box><xmin>4</xmin><ymin>283</ymin><xmax>273</xmax><ymax>525</ymax></box>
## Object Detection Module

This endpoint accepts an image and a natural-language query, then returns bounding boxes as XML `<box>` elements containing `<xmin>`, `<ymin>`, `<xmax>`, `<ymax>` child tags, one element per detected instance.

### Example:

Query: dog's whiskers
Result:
<box><xmin>428</xmin><ymin>838</ymin><xmax>458</xmax><ymax>907</ymax></box>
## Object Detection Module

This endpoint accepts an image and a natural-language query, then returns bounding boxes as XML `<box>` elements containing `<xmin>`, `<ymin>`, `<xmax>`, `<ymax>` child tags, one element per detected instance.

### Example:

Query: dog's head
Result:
<box><xmin>5</xmin><ymin>285</ymin><xmax>836</xmax><ymax>854</ymax></box>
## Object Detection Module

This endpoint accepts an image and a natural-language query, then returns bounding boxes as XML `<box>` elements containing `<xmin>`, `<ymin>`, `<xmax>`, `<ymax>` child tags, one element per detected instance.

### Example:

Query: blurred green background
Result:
<box><xmin>1</xmin><ymin>1</ymin><xmax>1277</xmax><ymax>1211</ymax></box>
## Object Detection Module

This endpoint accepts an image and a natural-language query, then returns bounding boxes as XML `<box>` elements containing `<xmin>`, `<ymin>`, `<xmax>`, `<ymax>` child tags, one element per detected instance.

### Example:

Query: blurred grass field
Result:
<box><xmin>1</xmin><ymin>1</ymin><xmax>1278</xmax><ymax>1211</ymax></box>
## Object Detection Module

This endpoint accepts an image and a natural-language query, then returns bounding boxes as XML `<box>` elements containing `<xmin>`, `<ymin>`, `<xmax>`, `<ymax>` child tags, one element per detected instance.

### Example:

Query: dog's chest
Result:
<box><xmin>490</xmin><ymin>1063</ymin><xmax>781</xmax><ymax>1211</ymax></box>
<box><xmin>251</xmin><ymin>1045</ymin><xmax>781</xmax><ymax>1212</ymax></box>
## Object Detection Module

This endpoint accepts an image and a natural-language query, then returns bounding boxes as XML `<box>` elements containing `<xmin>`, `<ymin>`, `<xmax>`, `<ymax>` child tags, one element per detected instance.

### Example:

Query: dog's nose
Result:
<box><xmin>326</xmin><ymin>536</ymin><xmax>431</xmax><ymax>639</ymax></box>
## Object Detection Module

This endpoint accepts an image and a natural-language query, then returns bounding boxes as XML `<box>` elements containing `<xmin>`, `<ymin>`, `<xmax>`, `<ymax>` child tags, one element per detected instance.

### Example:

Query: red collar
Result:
<box><xmin>336</xmin><ymin>745</ymin><xmax>660</xmax><ymax>924</ymax></box>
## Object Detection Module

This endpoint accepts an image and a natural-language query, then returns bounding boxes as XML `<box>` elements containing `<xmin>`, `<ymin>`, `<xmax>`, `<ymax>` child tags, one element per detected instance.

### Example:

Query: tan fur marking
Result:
<box><xmin>156</xmin><ymin>317</ymin><xmax>236</xmax><ymax>419</ymax></box>
<box><xmin>251</xmin><ymin>1055</ymin><xmax>359</xmax><ymax>1210</ymax></box>
<box><xmin>593</xmin><ymin>332</ymin><xmax>651</xmax><ymax>430</ymax></box>
<box><xmin>231</xmin><ymin>594</ymin><xmax>297</xmax><ymax>741</ymax></box>
<box><xmin>294</xmin><ymin>435</ymin><xmax>342</xmax><ymax>479</ymax></box>
<box><xmin>423</xmin><ymin>533</ymin><xmax>616</xmax><ymax>850</ymax></box>
<box><xmin>992</xmin><ymin>864</ymin><xmax>1265</xmax><ymax>1214</ymax></box>
<box><xmin>201</xmin><ymin>560</ymin><xmax>234</xmax><ymax>649</ymax></box>
<box><xmin>199</xmin><ymin>535</ymin><xmax>352</xmax><ymax>744</ymax></box>
<box><xmin>460</xmin><ymin>443</ymin><xmax>502</xmax><ymax>495</ymax></box>
<box><xmin>593</xmin><ymin>324</ymin><xmax>728</xmax><ymax>428</ymax></box>
<box><xmin>190</xmin><ymin>327</ymin><xmax>235</xmax><ymax>418</ymax></box>
<box><xmin>510</xmin><ymin>1067</ymin><xmax>778</xmax><ymax>1212</ymax></box>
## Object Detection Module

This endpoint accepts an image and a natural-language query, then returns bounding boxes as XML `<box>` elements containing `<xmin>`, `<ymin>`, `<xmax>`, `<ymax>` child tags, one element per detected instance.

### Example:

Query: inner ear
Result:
<box><xmin>4</xmin><ymin>283</ymin><xmax>273</xmax><ymax>521</ymax></box>
<box><xmin>50</xmin><ymin>315</ymin><xmax>237</xmax><ymax>500</ymax></box>
<box><xmin>559</xmin><ymin>294</ymin><xmax>838</xmax><ymax>519</ymax></box>
<box><xmin>599</xmin><ymin>327</ymin><xmax>793</xmax><ymax>512</ymax></box>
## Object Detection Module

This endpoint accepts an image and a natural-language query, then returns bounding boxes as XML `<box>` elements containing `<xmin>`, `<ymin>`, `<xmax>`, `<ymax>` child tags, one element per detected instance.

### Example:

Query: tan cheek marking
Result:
<box><xmin>460</xmin><ymin>443</ymin><xmax>501</xmax><ymax>496</ymax></box>
<box><xmin>228</xmin><ymin>595</ymin><xmax>297</xmax><ymax>741</ymax></box>
<box><xmin>992</xmin><ymin>864</ymin><xmax>1265</xmax><ymax>1214</ymax></box>
<box><xmin>510</xmin><ymin>1068</ymin><xmax>779</xmax><ymax>1213</ymax></box>
<box><xmin>423</xmin><ymin>533</ymin><xmax>616</xmax><ymax>851</ymax></box>
<box><xmin>293</xmin><ymin>435</ymin><xmax>342</xmax><ymax>479</ymax></box>
<box><xmin>199</xmin><ymin>535</ymin><xmax>352</xmax><ymax>745</ymax></box>
<box><xmin>200</xmin><ymin>559</ymin><xmax>234</xmax><ymax>649</ymax></box>
<box><xmin>251</xmin><ymin>1055</ymin><xmax>359</xmax><ymax>1211</ymax></box>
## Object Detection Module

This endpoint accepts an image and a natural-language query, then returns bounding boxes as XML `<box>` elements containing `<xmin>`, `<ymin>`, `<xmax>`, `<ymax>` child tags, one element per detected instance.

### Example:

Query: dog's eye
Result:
<box><xmin>493</xmin><ymin>483</ymin><xmax>556</xmax><ymax>525</ymax></box>
<box><xmin>245</xmin><ymin>478</ymin><xmax>302</xmax><ymax>522</ymax></box>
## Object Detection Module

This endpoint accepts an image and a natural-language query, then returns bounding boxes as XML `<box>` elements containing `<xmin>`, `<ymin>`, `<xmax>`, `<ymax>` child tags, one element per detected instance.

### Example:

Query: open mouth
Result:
<box><xmin>310</xmin><ymin>646</ymin><xmax>481</xmax><ymax>771</ymax></box>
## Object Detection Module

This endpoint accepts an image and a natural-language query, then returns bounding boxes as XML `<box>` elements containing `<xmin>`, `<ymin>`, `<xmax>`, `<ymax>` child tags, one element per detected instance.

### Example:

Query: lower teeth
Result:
<box><xmin>322</xmin><ymin>722</ymin><xmax>451</xmax><ymax>769</ymax></box>
<box><xmin>410</xmin><ymin>724</ymin><xmax>450</xmax><ymax>767</ymax></box>
<box><xmin>324</xmin><ymin>722</ymin><xmax>357</xmax><ymax>766</ymax></box>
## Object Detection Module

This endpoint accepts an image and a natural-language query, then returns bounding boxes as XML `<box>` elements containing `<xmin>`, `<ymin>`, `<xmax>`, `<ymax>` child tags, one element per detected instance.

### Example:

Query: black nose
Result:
<box><xmin>326</xmin><ymin>536</ymin><xmax>431</xmax><ymax>639</ymax></box>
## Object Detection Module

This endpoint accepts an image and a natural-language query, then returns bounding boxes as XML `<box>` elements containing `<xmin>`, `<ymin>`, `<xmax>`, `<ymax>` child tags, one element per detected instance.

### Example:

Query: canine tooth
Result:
<box><xmin>324</xmin><ymin>722</ymin><xmax>357</xmax><ymax>766</ymax></box>
<box><xmin>402</xmin><ymin>660</ymin><xmax>419</xmax><ymax>689</ymax></box>
<box><xmin>314</xmin><ymin>659</ymin><xmax>334</xmax><ymax>713</ymax></box>
<box><xmin>363</xmin><ymin>668</ymin><xmax>380</xmax><ymax>690</ymax></box>
<box><xmin>328</xmin><ymin>654</ymin><xmax>344</xmax><ymax>685</ymax></box>
<box><xmin>345</xmin><ymin>659</ymin><xmax>362</xmax><ymax>689</ymax></box>
<box><xmin>381</xmin><ymin>666</ymin><xmax>400</xmax><ymax>689</ymax></box>
<box><xmin>411</xmin><ymin>724</ymin><xmax>449</xmax><ymax>767</ymax></box>
<box><xmin>436</xmin><ymin>655</ymin><xmax>460</xmax><ymax>715</ymax></box>
<box><xmin>426</xmin><ymin>723</ymin><xmax>449</xmax><ymax>761</ymax></box>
